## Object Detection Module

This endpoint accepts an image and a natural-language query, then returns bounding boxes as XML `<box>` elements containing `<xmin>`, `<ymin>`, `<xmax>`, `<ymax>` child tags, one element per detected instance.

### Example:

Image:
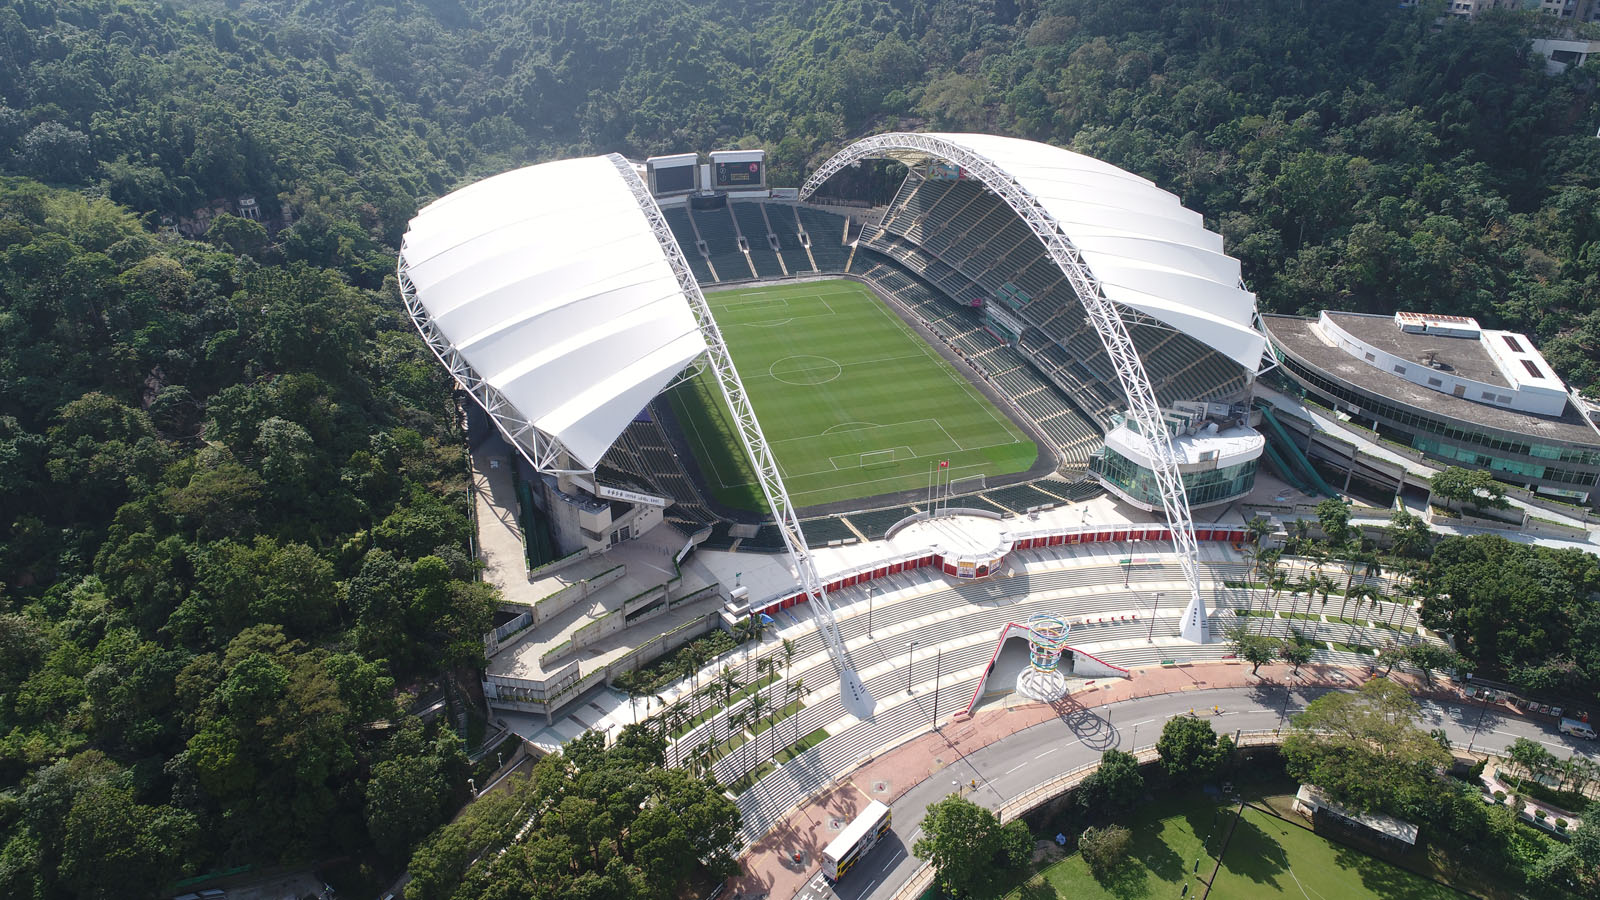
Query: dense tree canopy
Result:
<box><xmin>912</xmin><ymin>794</ymin><xmax>1031</xmax><ymax>899</ymax></box>
<box><xmin>1</xmin><ymin>0</ymin><xmax>1595</xmax><ymax>386</ymax></box>
<box><xmin>3</xmin><ymin>0</ymin><xmax>1599</xmax><ymax>895</ymax></box>
<box><xmin>0</xmin><ymin>178</ymin><xmax>491</xmax><ymax>896</ymax></box>
<box><xmin>406</xmin><ymin>725</ymin><xmax>740</xmax><ymax>900</ymax></box>
<box><xmin>1283</xmin><ymin>677</ymin><xmax>1451</xmax><ymax>816</ymax></box>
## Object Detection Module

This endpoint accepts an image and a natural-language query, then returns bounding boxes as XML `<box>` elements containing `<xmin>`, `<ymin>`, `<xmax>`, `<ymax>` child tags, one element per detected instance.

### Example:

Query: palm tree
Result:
<box><xmin>788</xmin><ymin>676</ymin><xmax>810</xmax><ymax>751</ymax></box>
<box><xmin>1289</xmin><ymin>518</ymin><xmax>1312</xmax><ymax>555</ymax></box>
<box><xmin>744</xmin><ymin>688</ymin><xmax>769</xmax><ymax>774</ymax></box>
<box><xmin>699</xmin><ymin>683</ymin><xmax>721</xmax><ymax>745</ymax></box>
<box><xmin>1366</xmin><ymin>591</ymin><xmax>1386</xmax><ymax>642</ymax></box>
<box><xmin>1267</xmin><ymin>570</ymin><xmax>1290</xmax><ymax>633</ymax></box>
<box><xmin>1288</xmin><ymin>577</ymin><xmax>1313</xmax><ymax>638</ymax></box>
<box><xmin>719</xmin><ymin>664</ymin><xmax>742</xmax><ymax>713</ymax></box>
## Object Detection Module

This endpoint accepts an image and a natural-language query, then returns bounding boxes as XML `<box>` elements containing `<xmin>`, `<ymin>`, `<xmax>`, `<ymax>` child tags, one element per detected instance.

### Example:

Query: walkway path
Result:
<box><xmin>732</xmin><ymin>661</ymin><xmax>1598</xmax><ymax>900</ymax></box>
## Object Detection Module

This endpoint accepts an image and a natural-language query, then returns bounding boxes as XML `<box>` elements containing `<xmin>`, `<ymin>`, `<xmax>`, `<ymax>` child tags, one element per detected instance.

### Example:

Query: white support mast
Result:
<box><xmin>803</xmin><ymin>134</ymin><xmax>1208</xmax><ymax>642</ymax></box>
<box><xmin>608</xmin><ymin>156</ymin><xmax>876</xmax><ymax>716</ymax></box>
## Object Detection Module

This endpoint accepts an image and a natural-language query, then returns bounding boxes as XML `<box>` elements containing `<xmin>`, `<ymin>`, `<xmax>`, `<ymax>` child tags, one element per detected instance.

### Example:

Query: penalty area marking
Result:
<box><xmin>828</xmin><ymin>447</ymin><xmax>915</xmax><ymax>471</ymax></box>
<box><xmin>821</xmin><ymin>421</ymin><xmax>882</xmax><ymax>435</ymax></box>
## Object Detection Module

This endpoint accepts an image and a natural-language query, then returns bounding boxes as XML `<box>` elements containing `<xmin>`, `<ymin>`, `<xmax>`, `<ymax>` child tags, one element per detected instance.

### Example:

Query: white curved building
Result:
<box><xmin>811</xmin><ymin>132</ymin><xmax>1264</xmax><ymax>369</ymax></box>
<box><xmin>805</xmin><ymin>132</ymin><xmax>1271</xmax><ymax>640</ymax></box>
<box><xmin>398</xmin><ymin>155</ymin><xmax>709</xmax><ymax>472</ymax></box>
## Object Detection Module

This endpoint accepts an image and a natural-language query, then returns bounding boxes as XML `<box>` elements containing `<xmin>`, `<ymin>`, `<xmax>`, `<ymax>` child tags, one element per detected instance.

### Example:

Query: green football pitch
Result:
<box><xmin>667</xmin><ymin>279</ymin><xmax>1039</xmax><ymax>512</ymax></box>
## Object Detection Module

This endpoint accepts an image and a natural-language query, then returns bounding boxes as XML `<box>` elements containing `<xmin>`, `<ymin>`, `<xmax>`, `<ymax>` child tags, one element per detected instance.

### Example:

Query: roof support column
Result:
<box><xmin>803</xmin><ymin>134</ymin><xmax>1210</xmax><ymax>643</ymax></box>
<box><xmin>607</xmin><ymin>155</ymin><xmax>877</xmax><ymax>717</ymax></box>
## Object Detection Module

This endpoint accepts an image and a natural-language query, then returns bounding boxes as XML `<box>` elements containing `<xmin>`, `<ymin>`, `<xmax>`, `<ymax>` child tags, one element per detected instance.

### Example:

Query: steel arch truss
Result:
<box><xmin>804</xmin><ymin>133</ymin><xmax>1208</xmax><ymax>643</ymax></box>
<box><xmin>607</xmin><ymin>156</ymin><xmax>875</xmax><ymax>715</ymax></box>
<box><xmin>397</xmin><ymin>263</ymin><xmax>589</xmax><ymax>475</ymax></box>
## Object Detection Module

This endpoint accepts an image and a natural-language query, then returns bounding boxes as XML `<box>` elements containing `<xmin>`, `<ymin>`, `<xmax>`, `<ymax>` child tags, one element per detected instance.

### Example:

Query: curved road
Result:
<box><xmin>791</xmin><ymin>682</ymin><xmax>1597</xmax><ymax>900</ymax></box>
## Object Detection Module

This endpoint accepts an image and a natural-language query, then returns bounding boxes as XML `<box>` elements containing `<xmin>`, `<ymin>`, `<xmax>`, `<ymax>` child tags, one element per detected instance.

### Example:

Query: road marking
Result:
<box><xmin>862</xmin><ymin>878</ymin><xmax>879</xmax><ymax>895</ymax></box>
<box><xmin>1034</xmin><ymin>747</ymin><xmax>1057</xmax><ymax>759</ymax></box>
<box><xmin>1005</xmin><ymin>761</ymin><xmax>1028</xmax><ymax>774</ymax></box>
<box><xmin>881</xmin><ymin>858</ymin><xmax>895</xmax><ymax>872</ymax></box>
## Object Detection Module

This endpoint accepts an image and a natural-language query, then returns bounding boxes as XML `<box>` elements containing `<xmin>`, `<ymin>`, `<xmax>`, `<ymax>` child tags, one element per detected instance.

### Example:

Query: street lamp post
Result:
<box><xmin>867</xmin><ymin>585</ymin><xmax>874</xmax><ymax>637</ymax></box>
<box><xmin>932</xmin><ymin>647</ymin><xmax>943</xmax><ymax>729</ymax></box>
<box><xmin>1467</xmin><ymin>685</ymin><xmax>1492</xmax><ymax>754</ymax></box>
<box><xmin>1147</xmin><ymin>591</ymin><xmax>1163</xmax><ymax>642</ymax></box>
<box><xmin>906</xmin><ymin>641</ymin><xmax>918</xmax><ymax>693</ymax></box>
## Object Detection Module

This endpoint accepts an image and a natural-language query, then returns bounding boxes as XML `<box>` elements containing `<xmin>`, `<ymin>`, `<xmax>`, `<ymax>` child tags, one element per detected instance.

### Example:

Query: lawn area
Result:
<box><xmin>774</xmin><ymin>727</ymin><xmax>828</xmax><ymax>763</ymax></box>
<box><xmin>1209</xmin><ymin>806</ymin><xmax>1465</xmax><ymax>900</ymax></box>
<box><xmin>1005</xmin><ymin>790</ymin><xmax>1222</xmax><ymax>900</ymax></box>
<box><xmin>1010</xmin><ymin>791</ymin><xmax>1474</xmax><ymax>900</ymax></box>
<box><xmin>668</xmin><ymin>278</ymin><xmax>1037</xmax><ymax>511</ymax></box>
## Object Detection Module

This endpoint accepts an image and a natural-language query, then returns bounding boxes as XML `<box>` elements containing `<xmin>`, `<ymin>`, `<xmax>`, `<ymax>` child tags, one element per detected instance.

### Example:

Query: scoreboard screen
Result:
<box><xmin>653</xmin><ymin>164</ymin><xmax>696</xmax><ymax>194</ymax></box>
<box><xmin>715</xmin><ymin>160</ymin><xmax>764</xmax><ymax>188</ymax></box>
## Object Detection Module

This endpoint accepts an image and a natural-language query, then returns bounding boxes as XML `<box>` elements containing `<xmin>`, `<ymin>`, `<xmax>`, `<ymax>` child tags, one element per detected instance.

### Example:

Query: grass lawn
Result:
<box><xmin>667</xmin><ymin>278</ymin><xmax>1037</xmax><ymax>511</ymax></box>
<box><xmin>775</xmin><ymin>727</ymin><xmax>828</xmax><ymax>763</ymax></box>
<box><xmin>1005</xmin><ymin>791</ymin><xmax>1222</xmax><ymax>900</ymax></box>
<box><xmin>1010</xmin><ymin>790</ymin><xmax>1475</xmax><ymax>900</ymax></box>
<box><xmin>1209</xmin><ymin>806</ymin><xmax>1465</xmax><ymax>900</ymax></box>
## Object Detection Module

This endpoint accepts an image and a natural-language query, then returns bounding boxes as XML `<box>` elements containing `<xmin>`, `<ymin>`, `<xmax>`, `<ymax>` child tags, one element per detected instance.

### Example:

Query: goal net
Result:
<box><xmin>859</xmin><ymin>449</ymin><xmax>898</xmax><ymax>468</ymax></box>
<box><xmin>949</xmin><ymin>474</ymin><xmax>986</xmax><ymax>495</ymax></box>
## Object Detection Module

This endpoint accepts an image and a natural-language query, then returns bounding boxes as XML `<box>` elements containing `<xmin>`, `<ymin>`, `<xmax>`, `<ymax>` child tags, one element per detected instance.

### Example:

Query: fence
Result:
<box><xmin>754</xmin><ymin>522</ymin><xmax>1255</xmax><ymax>616</ymax></box>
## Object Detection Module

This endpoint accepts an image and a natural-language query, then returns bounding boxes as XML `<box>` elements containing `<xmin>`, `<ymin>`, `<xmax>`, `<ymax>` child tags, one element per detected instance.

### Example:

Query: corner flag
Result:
<box><xmin>939</xmin><ymin>460</ymin><xmax>949</xmax><ymax>468</ymax></box>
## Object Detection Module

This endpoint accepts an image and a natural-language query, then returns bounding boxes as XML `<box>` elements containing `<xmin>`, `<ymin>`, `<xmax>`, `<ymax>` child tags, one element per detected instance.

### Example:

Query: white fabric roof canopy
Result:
<box><xmin>904</xmin><ymin>133</ymin><xmax>1265</xmax><ymax>370</ymax></box>
<box><xmin>400</xmin><ymin>156</ymin><xmax>706</xmax><ymax>469</ymax></box>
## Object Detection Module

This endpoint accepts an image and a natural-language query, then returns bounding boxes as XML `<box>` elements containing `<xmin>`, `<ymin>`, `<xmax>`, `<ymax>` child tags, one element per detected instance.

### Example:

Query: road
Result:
<box><xmin>790</xmin><ymin>683</ymin><xmax>1597</xmax><ymax>900</ymax></box>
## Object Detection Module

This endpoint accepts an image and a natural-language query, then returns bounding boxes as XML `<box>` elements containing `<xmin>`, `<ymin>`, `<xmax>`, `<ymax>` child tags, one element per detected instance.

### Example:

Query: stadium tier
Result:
<box><xmin>872</xmin><ymin>171</ymin><xmax>1252</xmax><ymax>419</ymax></box>
<box><xmin>847</xmin><ymin>249</ymin><xmax>1104</xmax><ymax>475</ymax></box>
<box><xmin>689</xmin><ymin>204</ymin><xmax>753</xmax><ymax>281</ymax></box>
<box><xmin>730</xmin><ymin>202</ymin><xmax>786</xmax><ymax>278</ymax></box>
<box><xmin>403</xmin><ymin>137</ymin><xmax>1272</xmax><ymax>567</ymax></box>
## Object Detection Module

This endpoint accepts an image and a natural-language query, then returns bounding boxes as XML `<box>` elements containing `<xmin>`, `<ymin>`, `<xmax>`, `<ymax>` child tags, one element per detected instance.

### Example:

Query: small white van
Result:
<box><xmin>1559</xmin><ymin>717</ymin><xmax>1596</xmax><ymax>739</ymax></box>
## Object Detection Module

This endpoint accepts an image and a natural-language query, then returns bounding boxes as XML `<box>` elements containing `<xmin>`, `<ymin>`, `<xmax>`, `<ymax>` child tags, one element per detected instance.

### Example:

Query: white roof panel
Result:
<box><xmin>922</xmin><ymin>133</ymin><xmax>1265</xmax><ymax>369</ymax></box>
<box><xmin>399</xmin><ymin>155</ymin><xmax>707</xmax><ymax>470</ymax></box>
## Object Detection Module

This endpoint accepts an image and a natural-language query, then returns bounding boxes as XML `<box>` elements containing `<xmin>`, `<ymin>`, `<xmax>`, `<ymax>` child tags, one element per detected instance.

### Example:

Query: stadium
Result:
<box><xmin>395</xmin><ymin>131</ymin><xmax>1495</xmax><ymax>866</ymax></box>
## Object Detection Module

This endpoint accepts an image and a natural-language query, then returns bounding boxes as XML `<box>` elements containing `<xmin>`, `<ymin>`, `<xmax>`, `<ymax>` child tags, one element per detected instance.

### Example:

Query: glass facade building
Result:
<box><xmin>1269</xmin><ymin>335</ymin><xmax>1600</xmax><ymax>503</ymax></box>
<box><xmin>1092</xmin><ymin>448</ymin><xmax>1258</xmax><ymax>509</ymax></box>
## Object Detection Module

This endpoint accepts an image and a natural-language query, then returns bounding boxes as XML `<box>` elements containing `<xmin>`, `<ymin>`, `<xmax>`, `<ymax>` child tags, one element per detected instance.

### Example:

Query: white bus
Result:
<box><xmin>822</xmin><ymin>800</ymin><xmax>892</xmax><ymax>883</ymax></box>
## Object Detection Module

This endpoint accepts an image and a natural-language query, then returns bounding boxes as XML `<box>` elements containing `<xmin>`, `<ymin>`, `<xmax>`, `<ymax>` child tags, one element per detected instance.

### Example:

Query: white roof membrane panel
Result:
<box><xmin>399</xmin><ymin>155</ymin><xmax>707</xmax><ymax>470</ymax></box>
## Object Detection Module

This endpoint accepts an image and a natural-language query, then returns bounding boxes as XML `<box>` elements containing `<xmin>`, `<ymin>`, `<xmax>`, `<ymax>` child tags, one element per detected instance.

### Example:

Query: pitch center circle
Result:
<box><xmin>769</xmin><ymin>355</ymin><xmax>842</xmax><ymax>386</ymax></box>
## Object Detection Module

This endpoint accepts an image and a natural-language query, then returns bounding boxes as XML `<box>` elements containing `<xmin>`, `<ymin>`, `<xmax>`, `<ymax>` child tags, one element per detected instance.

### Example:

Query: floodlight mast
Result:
<box><xmin>803</xmin><ymin>133</ymin><xmax>1208</xmax><ymax>643</ymax></box>
<box><xmin>607</xmin><ymin>156</ymin><xmax>876</xmax><ymax>717</ymax></box>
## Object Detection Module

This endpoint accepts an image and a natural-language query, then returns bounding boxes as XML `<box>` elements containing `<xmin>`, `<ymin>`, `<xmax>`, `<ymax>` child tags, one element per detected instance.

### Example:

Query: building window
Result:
<box><xmin>1503</xmin><ymin>334</ymin><xmax>1525</xmax><ymax>353</ymax></box>
<box><xmin>1427</xmin><ymin>377</ymin><xmax>1443</xmax><ymax>387</ymax></box>
<box><xmin>1521</xmin><ymin>359</ymin><xmax>1544</xmax><ymax>379</ymax></box>
<box><xmin>1393</xmin><ymin>365</ymin><xmax>1406</xmax><ymax>375</ymax></box>
<box><xmin>1364</xmin><ymin>352</ymin><xmax>1376</xmax><ymax>362</ymax></box>
<box><xmin>1481</xmin><ymin>391</ymin><xmax>1497</xmax><ymax>401</ymax></box>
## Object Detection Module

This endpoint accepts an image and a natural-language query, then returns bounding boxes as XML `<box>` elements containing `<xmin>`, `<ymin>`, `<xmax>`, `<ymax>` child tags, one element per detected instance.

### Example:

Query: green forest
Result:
<box><xmin>2</xmin><ymin>0</ymin><xmax>1599</xmax><ymax>897</ymax></box>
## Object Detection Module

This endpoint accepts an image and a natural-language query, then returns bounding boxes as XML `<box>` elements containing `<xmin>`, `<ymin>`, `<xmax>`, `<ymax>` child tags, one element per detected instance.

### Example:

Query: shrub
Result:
<box><xmin>1078</xmin><ymin>824</ymin><xmax>1132</xmax><ymax>877</ymax></box>
<box><xmin>1556</xmin><ymin>819</ymin><xmax>1567</xmax><ymax>829</ymax></box>
<box><xmin>1535</xmin><ymin>809</ymin><xmax>1546</xmax><ymax>819</ymax></box>
<box><xmin>1493</xmin><ymin>790</ymin><xmax>1505</xmax><ymax>801</ymax></box>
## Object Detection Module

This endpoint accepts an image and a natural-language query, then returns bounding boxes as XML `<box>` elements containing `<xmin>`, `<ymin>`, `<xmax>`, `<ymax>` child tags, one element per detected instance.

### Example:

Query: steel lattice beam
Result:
<box><xmin>607</xmin><ymin>156</ymin><xmax>876</xmax><ymax>716</ymax></box>
<box><xmin>803</xmin><ymin>134</ymin><xmax>1208</xmax><ymax>643</ymax></box>
<box><xmin>397</xmin><ymin>262</ymin><xmax>589</xmax><ymax>475</ymax></box>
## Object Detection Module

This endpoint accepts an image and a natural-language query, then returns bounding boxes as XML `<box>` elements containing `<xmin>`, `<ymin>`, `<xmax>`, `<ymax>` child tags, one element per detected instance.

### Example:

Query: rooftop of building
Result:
<box><xmin>1106</xmin><ymin>419</ymin><xmax>1264</xmax><ymax>468</ymax></box>
<box><xmin>1264</xmin><ymin>313</ymin><xmax>1600</xmax><ymax>446</ymax></box>
<box><xmin>1337</xmin><ymin>310</ymin><xmax>1510</xmax><ymax>387</ymax></box>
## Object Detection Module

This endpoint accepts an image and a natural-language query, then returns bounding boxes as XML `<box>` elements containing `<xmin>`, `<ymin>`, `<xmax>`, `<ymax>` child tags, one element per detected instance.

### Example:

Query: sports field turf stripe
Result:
<box><xmin>669</xmin><ymin>279</ymin><xmax>1038</xmax><ymax>511</ymax></box>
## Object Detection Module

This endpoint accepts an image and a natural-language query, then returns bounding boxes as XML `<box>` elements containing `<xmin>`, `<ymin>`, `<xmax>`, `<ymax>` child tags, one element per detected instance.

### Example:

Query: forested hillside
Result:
<box><xmin>2</xmin><ymin>0</ymin><xmax>1599</xmax><ymax>897</ymax></box>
